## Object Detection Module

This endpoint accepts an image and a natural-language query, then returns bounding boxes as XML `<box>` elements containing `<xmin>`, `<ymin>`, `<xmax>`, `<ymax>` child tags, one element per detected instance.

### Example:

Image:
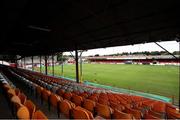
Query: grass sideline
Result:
<box><xmin>35</xmin><ymin>64</ymin><xmax>179</xmax><ymax>104</ymax></box>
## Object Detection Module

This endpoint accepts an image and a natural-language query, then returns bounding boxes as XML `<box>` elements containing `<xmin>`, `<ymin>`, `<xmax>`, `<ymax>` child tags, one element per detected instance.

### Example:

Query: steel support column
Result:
<box><xmin>75</xmin><ymin>49</ymin><xmax>79</xmax><ymax>83</ymax></box>
<box><xmin>45</xmin><ymin>55</ymin><xmax>48</xmax><ymax>75</ymax></box>
<box><xmin>52</xmin><ymin>55</ymin><xmax>54</xmax><ymax>76</ymax></box>
<box><xmin>32</xmin><ymin>56</ymin><xmax>34</xmax><ymax>71</ymax></box>
<box><xmin>79</xmin><ymin>51</ymin><xmax>84</xmax><ymax>82</ymax></box>
<box><xmin>40</xmin><ymin>55</ymin><xmax>42</xmax><ymax>73</ymax></box>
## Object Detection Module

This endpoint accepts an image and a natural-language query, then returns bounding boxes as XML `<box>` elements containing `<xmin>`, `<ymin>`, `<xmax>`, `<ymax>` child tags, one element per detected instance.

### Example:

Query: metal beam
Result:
<box><xmin>154</xmin><ymin>42</ymin><xmax>178</xmax><ymax>59</ymax></box>
<box><xmin>75</xmin><ymin>49</ymin><xmax>79</xmax><ymax>83</ymax></box>
<box><xmin>70</xmin><ymin>51</ymin><xmax>75</xmax><ymax>59</ymax></box>
<box><xmin>45</xmin><ymin>55</ymin><xmax>48</xmax><ymax>75</ymax></box>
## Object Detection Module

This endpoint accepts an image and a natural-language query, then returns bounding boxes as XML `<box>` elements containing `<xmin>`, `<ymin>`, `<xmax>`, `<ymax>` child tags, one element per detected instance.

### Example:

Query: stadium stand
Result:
<box><xmin>1</xmin><ymin>0</ymin><xmax>180</xmax><ymax>119</ymax></box>
<box><xmin>0</xmin><ymin>66</ymin><xmax>178</xmax><ymax>119</ymax></box>
<box><xmin>0</xmin><ymin>70</ymin><xmax>47</xmax><ymax>119</ymax></box>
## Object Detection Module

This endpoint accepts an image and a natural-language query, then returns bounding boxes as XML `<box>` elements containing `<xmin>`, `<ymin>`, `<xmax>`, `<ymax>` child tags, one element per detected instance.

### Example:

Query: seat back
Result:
<box><xmin>77</xmin><ymin>106</ymin><xmax>94</xmax><ymax>119</ymax></box>
<box><xmin>152</xmin><ymin>101</ymin><xmax>166</xmax><ymax>113</ymax></box>
<box><xmin>11</xmin><ymin>95</ymin><xmax>21</xmax><ymax>104</ymax></box>
<box><xmin>95</xmin><ymin>103</ymin><xmax>113</xmax><ymax>119</ymax></box>
<box><xmin>15</xmin><ymin>88</ymin><xmax>20</xmax><ymax>96</ymax></box>
<box><xmin>50</xmin><ymin>93</ymin><xmax>61</xmax><ymax>107</ymax></box>
<box><xmin>144</xmin><ymin>113</ymin><xmax>160</xmax><ymax>119</ymax></box>
<box><xmin>42</xmin><ymin>89</ymin><xmax>51</xmax><ymax>101</ymax></box>
<box><xmin>24</xmin><ymin>100</ymin><xmax>36</xmax><ymax>118</ymax></box>
<box><xmin>63</xmin><ymin>92</ymin><xmax>72</xmax><ymax>101</ymax></box>
<box><xmin>71</xmin><ymin>95</ymin><xmax>83</xmax><ymax>106</ymax></box>
<box><xmin>110</xmin><ymin>101</ymin><xmax>125</xmax><ymax>111</ymax></box>
<box><xmin>83</xmin><ymin>99</ymin><xmax>96</xmax><ymax>113</ymax></box>
<box><xmin>18</xmin><ymin>93</ymin><xmax>27</xmax><ymax>104</ymax></box>
<box><xmin>88</xmin><ymin>96</ymin><xmax>98</xmax><ymax>102</ymax></box>
<box><xmin>148</xmin><ymin>110</ymin><xmax>162</xmax><ymax>118</ymax></box>
<box><xmin>59</xmin><ymin>100</ymin><xmax>72</xmax><ymax>118</ymax></box>
<box><xmin>56</xmin><ymin>89</ymin><xmax>65</xmax><ymax>96</ymax></box>
<box><xmin>112</xmin><ymin>109</ymin><xmax>133</xmax><ymax>119</ymax></box>
<box><xmin>3</xmin><ymin>84</ymin><xmax>11</xmax><ymax>91</ymax></box>
<box><xmin>36</xmin><ymin>86</ymin><xmax>43</xmax><ymax>96</ymax></box>
<box><xmin>98</xmin><ymin>98</ymin><xmax>109</xmax><ymax>105</ymax></box>
<box><xmin>17</xmin><ymin>106</ymin><xmax>30</xmax><ymax>119</ymax></box>
<box><xmin>72</xmin><ymin>106</ymin><xmax>91</xmax><ymax>119</ymax></box>
<box><xmin>166</xmin><ymin>106</ymin><xmax>180</xmax><ymax>119</ymax></box>
<box><xmin>124</xmin><ymin>107</ymin><xmax>142</xmax><ymax>119</ymax></box>
<box><xmin>7</xmin><ymin>89</ymin><xmax>16</xmax><ymax>98</ymax></box>
<box><xmin>32</xmin><ymin>110</ymin><xmax>48</xmax><ymax>120</ymax></box>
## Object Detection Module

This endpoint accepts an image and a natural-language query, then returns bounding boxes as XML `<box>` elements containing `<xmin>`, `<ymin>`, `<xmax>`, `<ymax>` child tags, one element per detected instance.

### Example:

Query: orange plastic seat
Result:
<box><xmin>56</xmin><ymin>89</ymin><xmax>65</xmax><ymax>96</ymax></box>
<box><xmin>148</xmin><ymin>109</ymin><xmax>162</xmax><ymax>118</ymax></box>
<box><xmin>110</xmin><ymin>101</ymin><xmax>125</xmax><ymax>111</ymax></box>
<box><xmin>32</xmin><ymin>110</ymin><xmax>48</xmax><ymax>120</ymax></box>
<box><xmin>3</xmin><ymin>84</ymin><xmax>11</xmax><ymax>91</ymax></box>
<box><xmin>72</xmin><ymin>106</ymin><xmax>93</xmax><ymax>119</ymax></box>
<box><xmin>7</xmin><ymin>89</ymin><xmax>16</xmax><ymax>98</ymax></box>
<box><xmin>79</xmin><ymin>92</ymin><xmax>89</xmax><ymax>98</ymax></box>
<box><xmin>71</xmin><ymin>95</ymin><xmax>83</xmax><ymax>106</ymax></box>
<box><xmin>83</xmin><ymin>99</ymin><xmax>96</xmax><ymax>114</ymax></box>
<box><xmin>42</xmin><ymin>89</ymin><xmax>51</xmax><ymax>102</ymax></box>
<box><xmin>36</xmin><ymin>86</ymin><xmax>43</xmax><ymax>97</ymax></box>
<box><xmin>166</xmin><ymin>107</ymin><xmax>180</xmax><ymax>119</ymax></box>
<box><xmin>124</xmin><ymin>107</ymin><xmax>142</xmax><ymax>119</ymax></box>
<box><xmin>88</xmin><ymin>96</ymin><xmax>98</xmax><ymax>102</ymax></box>
<box><xmin>11</xmin><ymin>95</ymin><xmax>21</xmax><ymax>104</ymax></box>
<box><xmin>63</xmin><ymin>92</ymin><xmax>72</xmax><ymax>101</ymax></box>
<box><xmin>98</xmin><ymin>99</ymin><xmax>109</xmax><ymax>105</ymax></box>
<box><xmin>77</xmin><ymin>106</ymin><xmax>94</xmax><ymax>119</ymax></box>
<box><xmin>18</xmin><ymin>93</ymin><xmax>27</xmax><ymax>104</ymax></box>
<box><xmin>24</xmin><ymin>100</ymin><xmax>36</xmax><ymax>118</ymax></box>
<box><xmin>144</xmin><ymin>113</ymin><xmax>160</xmax><ymax>119</ymax></box>
<box><xmin>59</xmin><ymin>99</ymin><xmax>74</xmax><ymax>118</ymax></box>
<box><xmin>50</xmin><ymin>93</ymin><xmax>62</xmax><ymax>108</ymax></box>
<box><xmin>112</xmin><ymin>109</ymin><xmax>133</xmax><ymax>119</ymax></box>
<box><xmin>152</xmin><ymin>101</ymin><xmax>166</xmax><ymax>113</ymax></box>
<box><xmin>95</xmin><ymin>103</ymin><xmax>113</xmax><ymax>119</ymax></box>
<box><xmin>17</xmin><ymin>106</ymin><xmax>30</xmax><ymax>119</ymax></box>
<box><xmin>15</xmin><ymin>88</ymin><xmax>20</xmax><ymax>96</ymax></box>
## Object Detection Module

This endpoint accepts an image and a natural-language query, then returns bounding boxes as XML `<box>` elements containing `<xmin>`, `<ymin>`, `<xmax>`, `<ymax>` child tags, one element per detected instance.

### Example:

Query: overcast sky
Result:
<box><xmin>64</xmin><ymin>41</ymin><xmax>179</xmax><ymax>56</ymax></box>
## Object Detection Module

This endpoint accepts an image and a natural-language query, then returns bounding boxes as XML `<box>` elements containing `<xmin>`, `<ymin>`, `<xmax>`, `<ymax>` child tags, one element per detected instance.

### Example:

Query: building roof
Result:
<box><xmin>1</xmin><ymin>0</ymin><xmax>180</xmax><ymax>57</ymax></box>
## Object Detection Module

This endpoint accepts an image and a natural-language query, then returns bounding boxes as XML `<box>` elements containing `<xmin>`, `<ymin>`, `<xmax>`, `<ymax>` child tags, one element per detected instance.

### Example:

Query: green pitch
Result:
<box><xmin>35</xmin><ymin>64</ymin><xmax>179</xmax><ymax>104</ymax></box>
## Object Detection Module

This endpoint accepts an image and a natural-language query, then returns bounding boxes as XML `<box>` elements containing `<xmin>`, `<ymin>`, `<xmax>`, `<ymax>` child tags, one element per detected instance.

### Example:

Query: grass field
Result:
<box><xmin>35</xmin><ymin>64</ymin><xmax>179</xmax><ymax>104</ymax></box>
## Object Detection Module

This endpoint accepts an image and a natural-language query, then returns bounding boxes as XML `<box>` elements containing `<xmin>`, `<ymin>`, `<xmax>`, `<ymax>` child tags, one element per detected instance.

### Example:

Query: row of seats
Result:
<box><xmin>10</xmin><ymin>69</ymin><xmax>152</xmax><ymax>119</ymax></box>
<box><xmin>10</xmin><ymin>67</ymin><xmax>180</xmax><ymax>119</ymax></box>
<box><xmin>0</xmin><ymin>72</ymin><xmax>48</xmax><ymax>119</ymax></box>
<box><xmin>10</xmin><ymin>69</ymin><xmax>106</xmax><ymax>119</ymax></box>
